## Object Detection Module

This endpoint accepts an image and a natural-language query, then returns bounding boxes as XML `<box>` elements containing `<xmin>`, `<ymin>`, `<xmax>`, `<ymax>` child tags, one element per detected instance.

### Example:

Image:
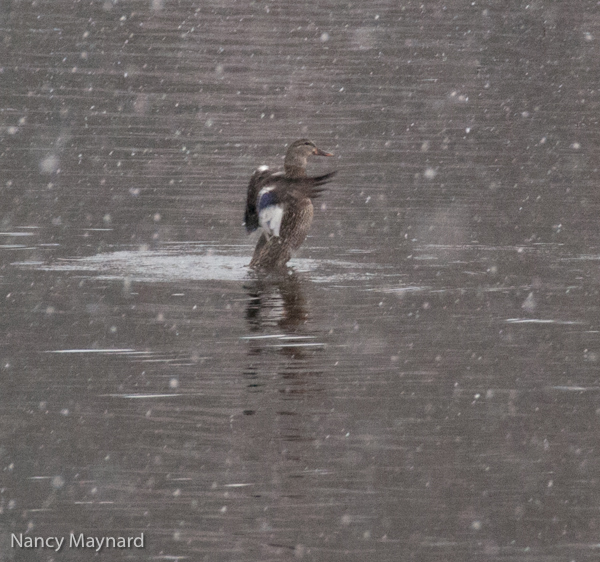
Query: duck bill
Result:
<box><xmin>313</xmin><ymin>147</ymin><xmax>334</xmax><ymax>157</ymax></box>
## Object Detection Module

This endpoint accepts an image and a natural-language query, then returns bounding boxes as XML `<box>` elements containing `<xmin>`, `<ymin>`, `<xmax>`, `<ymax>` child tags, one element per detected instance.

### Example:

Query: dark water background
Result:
<box><xmin>2</xmin><ymin>1</ymin><xmax>600</xmax><ymax>560</ymax></box>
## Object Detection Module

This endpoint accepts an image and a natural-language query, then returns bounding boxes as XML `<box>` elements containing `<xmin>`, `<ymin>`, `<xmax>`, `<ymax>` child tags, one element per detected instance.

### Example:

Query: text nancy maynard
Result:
<box><xmin>11</xmin><ymin>533</ymin><xmax>145</xmax><ymax>552</ymax></box>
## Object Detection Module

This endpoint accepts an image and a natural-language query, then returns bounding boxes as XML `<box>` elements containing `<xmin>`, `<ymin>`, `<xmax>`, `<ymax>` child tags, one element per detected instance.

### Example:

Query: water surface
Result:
<box><xmin>2</xmin><ymin>1</ymin><xmax>600</xmax><ymax>561</ymax></box>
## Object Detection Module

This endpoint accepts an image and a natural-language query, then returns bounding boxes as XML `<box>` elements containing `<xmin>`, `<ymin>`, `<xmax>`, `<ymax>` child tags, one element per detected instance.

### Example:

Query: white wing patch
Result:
<box><xmin>259</xmin><ymin>205</ymin><xmax>283</xmax><ymax>237</ymax></box>
<box><xmin>258</xmin><ymin>186</ymin><xmax>283</xmax><ymax>237</ymax></box>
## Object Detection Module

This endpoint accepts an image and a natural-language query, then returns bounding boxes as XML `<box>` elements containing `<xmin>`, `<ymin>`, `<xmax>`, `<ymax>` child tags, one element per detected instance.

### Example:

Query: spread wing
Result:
<box><xmin>244</xmin><ymin>169</ymin><xmax>336</xmax><ymax>235</ymax></box>
<box><xmin>244</xmin><ymin>167</ymin><xmax>273</xmax><ymax>233</ymax></box>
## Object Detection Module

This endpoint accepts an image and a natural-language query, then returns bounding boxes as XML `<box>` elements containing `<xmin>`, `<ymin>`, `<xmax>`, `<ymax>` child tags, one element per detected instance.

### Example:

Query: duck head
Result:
<box><xmin>284</xmin><ymin>138</ymin><xmax>333</xmax><ymax>177</ymax></box>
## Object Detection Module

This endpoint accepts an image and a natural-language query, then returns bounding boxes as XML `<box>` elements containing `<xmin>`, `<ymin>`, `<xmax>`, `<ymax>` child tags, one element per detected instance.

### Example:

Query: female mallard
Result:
<box><xmin>244</xmin><ymin>139</ymin><xmax>336</xmax><ymax>270</ymax></box>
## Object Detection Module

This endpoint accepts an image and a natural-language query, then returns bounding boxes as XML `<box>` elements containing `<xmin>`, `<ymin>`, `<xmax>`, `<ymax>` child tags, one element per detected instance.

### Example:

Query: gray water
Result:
<box><xmin>2</xmin><ymin>1</ymin><xmax>600</xmax><ymax>561</ymax></box>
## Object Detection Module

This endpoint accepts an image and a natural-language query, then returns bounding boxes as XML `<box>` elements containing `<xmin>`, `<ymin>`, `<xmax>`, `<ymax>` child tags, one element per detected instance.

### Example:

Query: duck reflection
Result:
<box><xmin>245</xmin><ymin>270</ymin><xmax>308</xmax><ymax>334</ymax></box>
<box><xmin>239</xmin><ymin>273</ymin><xmax>330</xmax><ymax>510</ymax></box>
<box><xmin>242</xmin><ymin>268</ymin><xmax>326</xmax><ymax>406</ymax></box>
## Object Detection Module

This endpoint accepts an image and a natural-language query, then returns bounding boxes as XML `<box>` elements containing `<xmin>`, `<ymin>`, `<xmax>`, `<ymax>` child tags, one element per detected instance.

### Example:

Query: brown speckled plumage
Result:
<box><xmin>244</xmin><ymin>139</ymin><xmax>336</xmax><ymax>270</ymax></box>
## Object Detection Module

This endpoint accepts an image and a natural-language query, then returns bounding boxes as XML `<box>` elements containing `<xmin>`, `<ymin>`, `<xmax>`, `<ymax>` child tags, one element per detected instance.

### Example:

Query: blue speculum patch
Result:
<box><xmin>258</xmin><ymin>190</ymin><xmax>277</xmax><ymax>211</ymax></box>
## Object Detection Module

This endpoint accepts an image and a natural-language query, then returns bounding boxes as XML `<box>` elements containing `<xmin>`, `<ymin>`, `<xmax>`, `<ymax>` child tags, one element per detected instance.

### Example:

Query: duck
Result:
<box><xmin>244</xmin><ymin>139</ymin><xmax>337</xmax><ymax>270</ymax></box>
